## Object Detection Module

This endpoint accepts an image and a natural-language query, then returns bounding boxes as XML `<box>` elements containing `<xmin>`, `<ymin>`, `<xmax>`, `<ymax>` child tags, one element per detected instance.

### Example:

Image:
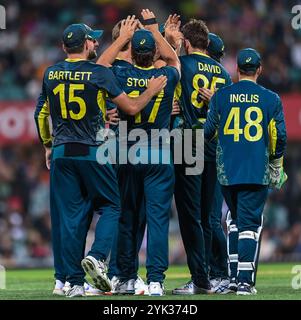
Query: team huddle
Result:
<box><xmin>34</xmin><ymin>9</ymin><xmax>287</xmax><ymax>297</ymax></box>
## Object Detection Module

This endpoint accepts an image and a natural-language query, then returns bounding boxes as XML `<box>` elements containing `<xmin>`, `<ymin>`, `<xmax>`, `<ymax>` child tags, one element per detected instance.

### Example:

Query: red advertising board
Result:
<box><xmin>0</xmin><ymin>95</ymin><xmax>301</xmax><ymax>144</ymax></box>
<box><xmin>0</xmin><ymin>101</ymin><xmax>38</xmax><ymax>145</ymax></box>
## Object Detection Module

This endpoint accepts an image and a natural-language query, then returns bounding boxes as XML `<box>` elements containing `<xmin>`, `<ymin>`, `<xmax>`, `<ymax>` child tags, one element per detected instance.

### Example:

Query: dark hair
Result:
<box><xmin>112</xmin><ymin>20</ymin><xmax>130</xmax><ymax>52</ymax></box>
<box><xmin>238</xmin><ymin>68</ymin><xmax>258</xmax><ymax>76</ymax></box>
<box><xmin>181</xmin><ymin>19</ymin><xmax>209</xmax><ymax>50</ymax></box>
<box><xmin>131</xmin><ymin>48</ymin><xmax>156</xmax><ymax>68</ymax></box>
<box><xmin>64</xmin><ymin>43</ymin><xmax>85</xmax><ymax>54</ymax></box>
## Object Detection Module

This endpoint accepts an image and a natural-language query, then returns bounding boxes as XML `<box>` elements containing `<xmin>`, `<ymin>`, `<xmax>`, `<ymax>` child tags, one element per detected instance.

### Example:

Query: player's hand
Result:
<box><xmin>147</xmin><ymin>75</ymin><xmax>167</xmax><ymax>95</ymax></box>
<box><xmin>269</xmin><ymin>157</ymin><xmax>288</xmax><ymax>189</ymax></box>
<box><xmin>164</xmin><ymin>14</ymin><xmax>183</xmax><ymax>50</ymax></box>
<box><xmin>106</xmin><ymin>108</ymin><xmax>120</xmax><ymax>125</ymax></box>
<box><xmin>141</xmin><ymin>9</ymin><xmax>158</xmax><ymax>32</ymax></box>
<box><xmin>171</xmin><ymin>100</ymin><xmax>181</xmax><ymax>115</ymax></box>
<box><xmin>45</xmin><ymin>146</ymin><xmax>52</xmax><ymax>170</ymax></box>
<box><xmin>119</xmin><ymin>15</ymin><xmax>138</xmax><ymax>41</ymax></box>
<box><xmin>164</xmin><ymin>14</ymin><xmax>181</xmax><ymax>29</ymax></box>
<box><xmin>199</xmin><ymin>87</ymin><xmax>214</xmax><ymax>103</ymax></box>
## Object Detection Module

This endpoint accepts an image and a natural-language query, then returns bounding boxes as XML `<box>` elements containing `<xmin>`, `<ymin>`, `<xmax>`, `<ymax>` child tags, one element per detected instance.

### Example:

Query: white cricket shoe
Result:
<box><xmin>148</xmin><ymin>282</ymin><xmax>165</xmax><ymax>296</ymax></box>
<box><xmin>236</xmin><ymin>283</ymin><xmax>257</xmax><ymax>295</ymax></box>
<box><xmin>134</xmin><ymin>276</ymin><xmax>149</xmax><ymax>295</ymax></box>
<box><xmin>214</xmin><ymin>279</ymin><xmax>232</xmax><ymax>294</ymax></box>
<box><xmin>81</xmin><ymin>255</ymin><xmax>111</xmax><ymax>292</ymax></box>
<box><xmin>84</xmin><ymin>282</ymin><xmax>103</xmax><ymax>296</ymax></box>
<box><xmin>210</xmin><ymin>277</ymin><xmax>221</xmax><ymax>290</ymax></box>
<box><xmin>63</xmin><ymin>281</ymin><xmax>71</xmax><ymax>293</ymax></box>
<box><xmin>65</xmin><ymin>285</ymin><xmax>85</xmax><ymax>298</ymax></box>
<box><xmin>53</xmin><ymin>279</ymin><xmax>65</xmax><ymax>296</ymax></box>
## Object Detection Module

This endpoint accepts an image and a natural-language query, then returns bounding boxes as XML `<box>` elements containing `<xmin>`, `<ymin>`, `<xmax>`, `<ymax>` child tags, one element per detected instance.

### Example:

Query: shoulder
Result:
<box><xmin>161</xmin><ymin>66</ymin><xmax>180</xmax><ymax>81</ymax></box>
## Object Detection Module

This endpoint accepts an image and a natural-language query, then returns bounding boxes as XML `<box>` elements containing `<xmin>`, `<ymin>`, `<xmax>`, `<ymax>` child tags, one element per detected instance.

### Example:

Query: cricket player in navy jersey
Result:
<box><xmin>34</xmin><ymin>22</ymin><xmax>166</xmax><ymax>297</ymax></box>
<box><xmin>98</xmin><ymin>9</ymin><xmax>180</xmax><ymax>296</ymax></box>
<box><xmin>100</xmin><ymin>20</ymin><xmax>148</xmax><ymax>295</ymax></box>
<box><xmin>199</xmin><ymin>33</ymin><xmax>231</xmax><ymax>293</ymax></box>
<box><xmin>172</xmin><ymin>20</ymin><xmax>232</xmax><ymax>295</ymax></box>
<box><xmin>204</xmin><ymin>48</ymin><xmax>287</xmax><ymax>295</ymax></box>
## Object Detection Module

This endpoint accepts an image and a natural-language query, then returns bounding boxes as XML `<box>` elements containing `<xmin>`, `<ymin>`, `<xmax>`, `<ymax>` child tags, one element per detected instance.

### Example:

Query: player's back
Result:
<box><xmin>213</xmin><ymin>80</ymin><xmax>286</xmax><ymax>185</ymax></box>
<box><xmin>178</xmin><ymin>52</ymin><xmax>231</xmax><ymax>128</ymax></box>
<box><xmin>112</xmin><ymin>64</ymin><xmax>179</xmax><ymax>136</ymax></box>
<box><xmin>43</xmin><ymin>59</ymin><xmax>117</xmax><ymax>146</ymax></box>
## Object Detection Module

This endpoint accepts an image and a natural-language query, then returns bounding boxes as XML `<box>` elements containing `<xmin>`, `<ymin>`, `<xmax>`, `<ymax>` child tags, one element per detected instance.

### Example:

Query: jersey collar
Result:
<box><xmin>239</xmin><ymin>78</ymin><xmax>257</xmax><ymax>83</ymax></box>
<box><xmin>134</xmin><ymin>65</ymin><xmax>155</xmax><ymax>70</ymax></box>
<box><xmin>191</xmin><ymin>51</ymin><xmax>210</xmax><ymax>58</ymax></box>
<box><xmin>65</xmin><ymin>58</ymin><xmax>86</xmax><ymax>62</ymax></box>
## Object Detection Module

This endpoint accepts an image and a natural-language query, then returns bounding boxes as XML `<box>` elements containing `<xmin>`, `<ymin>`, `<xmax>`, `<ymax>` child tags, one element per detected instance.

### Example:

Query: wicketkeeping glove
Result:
<box><xmin>269</xmin><ymin>157</ymin><xmax>288</xmax><ymax>190</ymax></box>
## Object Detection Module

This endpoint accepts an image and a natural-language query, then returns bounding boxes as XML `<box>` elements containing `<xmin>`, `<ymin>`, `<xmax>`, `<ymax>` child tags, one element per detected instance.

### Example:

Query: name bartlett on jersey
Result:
<box><xmin>48</xmin><ymin>70</ymin><xmax>92</xmax><ymax>81</ymax></box>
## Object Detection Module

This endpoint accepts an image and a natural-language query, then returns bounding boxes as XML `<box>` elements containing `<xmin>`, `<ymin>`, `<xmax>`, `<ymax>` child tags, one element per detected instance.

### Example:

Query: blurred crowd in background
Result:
<box><xmin>1</xmin><ymin>0</ymin><xmax>301</xmax><ymax>267</ymax></box>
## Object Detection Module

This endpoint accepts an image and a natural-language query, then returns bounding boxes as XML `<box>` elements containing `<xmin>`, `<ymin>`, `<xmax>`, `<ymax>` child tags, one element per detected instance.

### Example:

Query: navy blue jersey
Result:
<box><xmin>177</xmin><ymin>52</ymin><xmax>232</xmax><ymax>160</ymax></box>
<box><xmin>112</xmin><ymin>65</ymin><xmax>179</xmax><ymax>136</ymax></box>
<box><xmin>35</xmin><ymin>59</ymin><xmax>123</xmax><ymax>146</ymax></box>
<box><xmin>106</xmin><ymin>59</ymin><xmax>132</xmax><ymax>111</ymax></box>
<box><xmin>205</xmin><ymin>80</ymin><xmax>287</xmax><ymax>185</ymax></box>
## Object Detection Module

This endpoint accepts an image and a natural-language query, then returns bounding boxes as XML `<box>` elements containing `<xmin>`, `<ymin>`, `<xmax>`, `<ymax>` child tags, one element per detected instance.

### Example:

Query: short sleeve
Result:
<box><xmin>94</xmin><ymin>66</ymin><xmax>124</xmax><ymax>98</ymax></box>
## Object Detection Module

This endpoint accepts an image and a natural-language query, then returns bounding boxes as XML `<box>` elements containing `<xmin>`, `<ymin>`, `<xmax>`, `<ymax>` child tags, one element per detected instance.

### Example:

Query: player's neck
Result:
<box><xmin>239</xmin><ymin>75</ymin><xmax>257</xmax><ymax>83</ymax></box>
<box><xmin>188</xmin><ymin>47</ymin><xmax>207</xmax><ymax>55</ymax></box>
<box><xmin>66</xmin><ymin>53</ymin><xmax>87</xmax><ymax>60</ymax></box>
<box><xmin>116</xmin><ymin>51</ymin><xmax>132</xmax><ymax>64</ymax></box>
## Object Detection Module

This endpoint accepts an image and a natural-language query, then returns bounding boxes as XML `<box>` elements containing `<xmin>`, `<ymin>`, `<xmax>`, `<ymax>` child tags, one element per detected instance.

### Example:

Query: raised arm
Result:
<box><xmin>97</xmin><ymin>16</ymin><xmax>137</xmax><ymax>67</ymax></box>
<box><xmin>141</xmin><ymin>9</ymin><xmax>181</xmax><ymax>75</ymax></box>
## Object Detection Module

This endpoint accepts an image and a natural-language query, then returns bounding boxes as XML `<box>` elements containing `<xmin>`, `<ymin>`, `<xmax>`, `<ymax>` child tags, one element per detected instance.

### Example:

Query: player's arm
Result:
<box><xmin>268</xmin><ymin>95</ymin><xmax>287</xmax><ymax>189</ymax></box>
<box><xmin>34</xmin><ymin>76</ymin><xmax>52</xmax><ymax>169</ymax></box>
<box><xmin>204</xmin><ymin>93</ymin><xmax>220</xmax><ymax>141</ymax></box>
<box><xmin>269</xmin><ymin>96</ymin><xmax>287</xmax><ymax>160</ymax></box>
<box><xmin>141</xmin><ymin>9</ymin><xmax>181</xmax><ymax>75</ymax></box>
<box><xmin>164</xmin><ymin>14</ymin><xmax>183</xmax><ymax>55</ymax></box>
<box><xmin>112</xmin><ymin>76</ymin><xmax>167</xmax><ymax>115</ymax></box>
<box><xmin>97</xmin><ymin>16</ymin><xmax>137</xmax><ymax>67</ymax></box>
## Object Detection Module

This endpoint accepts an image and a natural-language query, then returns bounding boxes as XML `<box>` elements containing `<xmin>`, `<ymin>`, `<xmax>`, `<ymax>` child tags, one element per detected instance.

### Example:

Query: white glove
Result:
<box><xmin>269</xmin><ymin>157</ymin><xmax>287</xmax><ymax>189</ymax></box>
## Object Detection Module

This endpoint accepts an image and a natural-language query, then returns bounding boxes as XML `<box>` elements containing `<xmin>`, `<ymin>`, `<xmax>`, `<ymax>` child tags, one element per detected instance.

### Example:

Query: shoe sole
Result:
<box><xmin>81</xmin><ymin>258</ymin><xmax>111</xmax><ymax>292</ymax></box>
<box><xmin>172</xmin><ymin>289</ymin><xmax>212</xmax><ymax>295</ymax></box>
<box><xmin>237</xmin><ymin>291</ymin><xmax>256</xmax><ymax>296</ymax></box>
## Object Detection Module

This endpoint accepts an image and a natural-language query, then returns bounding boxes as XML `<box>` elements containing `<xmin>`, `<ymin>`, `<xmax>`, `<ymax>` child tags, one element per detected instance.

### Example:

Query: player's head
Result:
<box><xmin>207</xmin><ymin>33</ymin><xmax>225</xmax><ymax>63</ymax></box>
<box><xmin>112</xmin><ymin>20</ymin><xmax>131</xmax><ymax>52</ymax></box>
<box><xmin>131</xmin><ymin>29</ymin><xmax>156</xmax><ymax>68</ymax></box>
<box><xmin>237</xmin><ymin>48</ymin><xmax>262</xmax><ymax>79</ymax></box>
<box><xmin>62</xmin><ymin>23</ymin><xmax>103</xmax><ymax>60</ymax></box>
<box><xmin>181</xmin><ymin>19</ymin><xmax>209</xmax><ymax>54</ymax></box>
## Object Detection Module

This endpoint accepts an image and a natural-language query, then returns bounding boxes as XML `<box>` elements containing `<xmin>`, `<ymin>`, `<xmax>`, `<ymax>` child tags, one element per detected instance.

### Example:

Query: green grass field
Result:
<box><xmin>0</xmin><ymin>263</ymin><xmax>300</xmax><ymax>300</ymax></box>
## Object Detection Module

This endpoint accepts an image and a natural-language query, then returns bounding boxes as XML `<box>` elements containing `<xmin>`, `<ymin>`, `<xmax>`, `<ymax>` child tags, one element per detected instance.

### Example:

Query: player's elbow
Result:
<box><xmin>126</xmin><ymin>106</ymin><xmax>139</xmax><ymax>116</ymax></box>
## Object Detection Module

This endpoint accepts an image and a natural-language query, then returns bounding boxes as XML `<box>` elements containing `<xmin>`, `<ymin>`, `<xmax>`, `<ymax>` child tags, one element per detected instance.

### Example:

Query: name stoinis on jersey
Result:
<box><xmin>198</xmin><ymin>62</ymin><xmax>222</xmax><ymax>74</ymax></box>
<box><xmin>126</xmin><ymin>77</ymin><xmax>149</xmax><ymax>88</ymax></box>
<box><xmin>48</xmin><ymin>70</ymin><xmax>92</xmax><ymax>81</ymax></box>
<box><xmin>230</xmin><ymin>94</ymin><xmax>259</xmax><ymax>103</ymax></box>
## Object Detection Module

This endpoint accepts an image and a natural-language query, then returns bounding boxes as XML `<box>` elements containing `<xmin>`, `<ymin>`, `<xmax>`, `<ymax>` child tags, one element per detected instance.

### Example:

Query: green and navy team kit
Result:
<box><xmin>174</xmin><ymin>52</ymin><xmax>232</xmax><ymax>288</ymax></box>
<box><xmin>111</xmin><ymin>64</ymin><xmax>180</xmax><ymax>284</ymax></box>
<box><xmin>205</xmin><ymin>79</ymin><xmax>286</xmax><ymax>285</ymax></box>
<box><xmin>35</xmin><ymin>59</ymin><xmax>124</xmax><ymax>286</ymax></box>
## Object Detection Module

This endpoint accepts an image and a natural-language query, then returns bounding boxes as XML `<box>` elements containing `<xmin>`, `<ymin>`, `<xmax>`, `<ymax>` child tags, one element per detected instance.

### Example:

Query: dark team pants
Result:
<box><xmin>108</xmin><ymin>201</ymin><xmax>146</xmax><ymax>279</ymax></box>
<box><xmin>221</xmin><ymin>184</ymin><xmax>268</xmax><ymax>286</ymax></box>
<box><xmin>50</xmin><ymin>144</ymin><xmax>120</xmax><ymax>286</ymax></box>
<box><xmin>174</xmin><ymin>160</ymin><xmax>216</xmax><ymax>286</ymax></box>
<box><xmin>116</xmin><ymin>162</ymin><xmax>174</xmax><ymax>284</ymax></box>
<box><xmin>209</xmin><ymin>182</ymin><xmax>228</xmax><ymax>279</ymax></box>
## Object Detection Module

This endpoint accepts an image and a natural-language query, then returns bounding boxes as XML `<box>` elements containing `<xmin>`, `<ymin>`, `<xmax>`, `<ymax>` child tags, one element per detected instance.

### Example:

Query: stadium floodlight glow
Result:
<box><xmin>0</xmin><ymin>5</ymin><xmax>5</xmax><ymax>30</ymax></box>
<box><xmin>292</xmin><ymin>5</ymin><xmax>301</xmax><ymax>30</ymax></box>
